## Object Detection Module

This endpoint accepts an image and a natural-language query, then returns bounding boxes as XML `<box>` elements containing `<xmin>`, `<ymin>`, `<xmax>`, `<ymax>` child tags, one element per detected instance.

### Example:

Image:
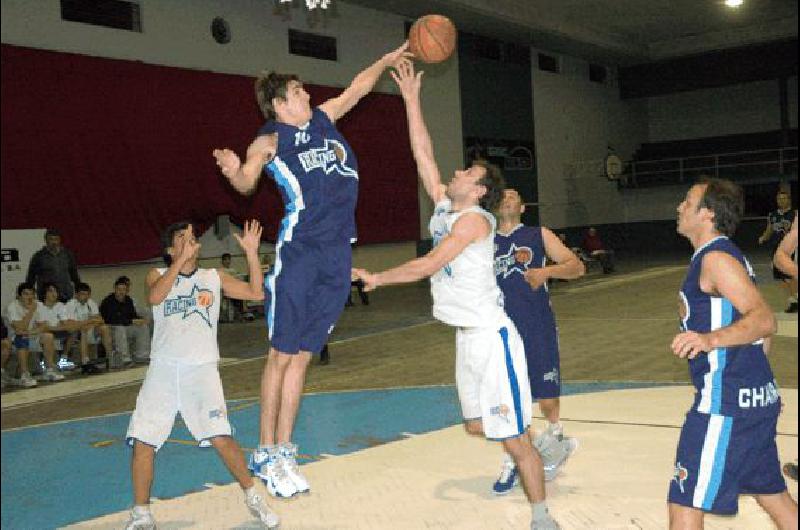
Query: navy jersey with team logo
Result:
<box><xmin>258</xmin><ymin>108</ymin><xmax>359</xmax><ymax>243</ymax></box>
<box><xmin>767</xmin><ymin>209</ymin><xmax>795</xmax><ymax>247</ymax></box>
<box><xmin>495</xmin><ymin>225</ymin><xmax>561</xmax><ymax>398</ymax></box>
<box><xmin>679</xmin><ymin>236</ymin><xmax>780</xmax><ymax>417</ymax></box>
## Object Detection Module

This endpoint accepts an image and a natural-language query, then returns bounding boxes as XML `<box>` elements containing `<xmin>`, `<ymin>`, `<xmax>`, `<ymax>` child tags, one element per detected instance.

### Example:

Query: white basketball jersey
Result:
<box><xmin>429</xmin><ymin>199</ymin><xmax>506</xmax><ymax>328</ymax></box>
<box><xmin>151</xmin><ymin>268</ymin><xmax>221</xmax><ymax>364</ymax></box>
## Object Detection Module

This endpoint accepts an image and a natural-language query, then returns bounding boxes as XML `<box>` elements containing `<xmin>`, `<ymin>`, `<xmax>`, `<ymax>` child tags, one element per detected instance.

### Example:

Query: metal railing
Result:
<box><xmin>622</xmin><ymin>146</ymin><xmax>798</xmax><ymax>187</ymax></box>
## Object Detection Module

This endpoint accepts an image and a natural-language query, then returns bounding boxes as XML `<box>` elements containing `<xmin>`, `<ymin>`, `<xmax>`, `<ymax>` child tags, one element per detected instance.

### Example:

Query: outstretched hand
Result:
<box><xmin>383</xmin><ymin>41</ymin><xmax>413</xmax><ymax>69</ymax></box>
<box><xmin>390</xmin><ymin>58</ymin><xmax>423</xmax><ymax>100</ymax></box>
<box><xmin>351</xmin><ymin>268</ymin><xmax>380</xmax><ymax>292</ymax></box>
<box><xmin>212</xmin><ymin>148</ymin><xmax>242</xmax><ymax>179</ymax></box>
<box><xmin>234</xmin><ymin>220</ymin><xmax>263</xmax><ymax>254</ymax></box>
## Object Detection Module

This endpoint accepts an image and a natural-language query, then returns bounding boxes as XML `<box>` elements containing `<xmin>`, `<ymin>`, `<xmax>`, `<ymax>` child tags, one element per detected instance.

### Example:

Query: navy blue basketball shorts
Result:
<box><xmin>668</xmin><ymin>410</ymin><xmax>786</xmax><ymax>515</ymax></box>
<box><xmin>265</xmin><ymin>239</ymin><xmax>351</xmax><ymax>355</ymax></box>
<box><xmin>517</xmin><ymin>324</ymin><xmax>560</xmax><ymax>400</ymax></box>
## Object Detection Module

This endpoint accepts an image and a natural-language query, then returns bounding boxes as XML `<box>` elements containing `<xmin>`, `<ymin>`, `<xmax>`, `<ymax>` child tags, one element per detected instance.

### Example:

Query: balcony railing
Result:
<box><xmin>621</xmin><ymin>146</ymin><xmax>798</xmax><ymax>188</ymax></box>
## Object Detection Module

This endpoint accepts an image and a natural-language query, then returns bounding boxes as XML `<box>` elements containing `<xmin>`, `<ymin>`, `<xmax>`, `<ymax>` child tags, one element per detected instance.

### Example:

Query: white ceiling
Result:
<box><xmin>340</xmin><ymin>0</ymin><xmax>798</xmax><ymax>64</ymax></box>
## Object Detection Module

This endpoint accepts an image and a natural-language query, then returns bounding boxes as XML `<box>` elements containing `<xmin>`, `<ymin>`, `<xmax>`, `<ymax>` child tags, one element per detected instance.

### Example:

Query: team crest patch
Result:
<box><xmin>297</xmin><ymin>138</ymin><xmax>357</xmax><ymax>178</ymax></box>
<box><xmin>163</xmin><ymin>285</ymin><xmax>215</xmax><ymax>327</ymax></box>
<box><xmin>673</xmin><ymin>462</ymin><xmax>689</xmax><ymax>493</ymax></box>
<box><xmin>494</xmin><ymin>243</ymin><xmax>534</xmax><ymax>278</ymax></box>
<box><xmin>489</xmin><ymin>404</ymin><xmax>511</xmax><ymax>423</ymax></box>
<box><xmin>543</xmin><ymin>368</ymin><xmax>559</xmax><ymax>385</ymax></box>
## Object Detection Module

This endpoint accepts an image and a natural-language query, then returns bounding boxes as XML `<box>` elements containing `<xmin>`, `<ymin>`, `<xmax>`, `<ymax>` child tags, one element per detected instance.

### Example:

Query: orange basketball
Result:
<box><xmin>408</xmin><ymin>14</ymin><xmax>457</xmax><ymax>64</ymax></box>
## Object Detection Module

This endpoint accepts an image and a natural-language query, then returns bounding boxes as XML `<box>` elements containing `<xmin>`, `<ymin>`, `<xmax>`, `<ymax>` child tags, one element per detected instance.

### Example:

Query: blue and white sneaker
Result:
<box><xmin>249</xmin><ymin>447</ymin><xmax>297</xmax><ymax>499</ymax></box>
<box><xmin>492</xmin><ymin>458</ymin><xmax>519</xmax><ymax>495</ymax></box>
<box><xmin>279</xmin><ymin>442</ymin><xmax>310</xmax><ymax>494</ymax></box>
<box><xmin>57</xmin><ymin>357</ymin><xmax>76</xmax><ymax>371</ymax></box>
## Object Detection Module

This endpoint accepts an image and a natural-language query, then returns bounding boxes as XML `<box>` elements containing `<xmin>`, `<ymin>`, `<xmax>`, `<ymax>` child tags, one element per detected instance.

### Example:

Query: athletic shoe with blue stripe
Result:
<box><xmin>492</xmin><ymin>458</ymin><xmax>519</xmax><ymax>495</ymax></box>
<box><xmin>249</xmin><ymin>448</ymin><xmax>298</xmax><ymax>499</ymax></box>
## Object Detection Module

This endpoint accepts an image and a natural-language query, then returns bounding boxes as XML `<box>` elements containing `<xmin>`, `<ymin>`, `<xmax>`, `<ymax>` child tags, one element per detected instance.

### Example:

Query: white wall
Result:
<box><xmin>531</xmin><ymin>51</ymin><xmax>670</xmax><ymax>227</ymax></box>
<box><xmin>647</xmin><ymin>80</ymin><xmax>783</xmax><ymax>142</ymax></box>
<box><xmin>1</xmin><ymin>0</ymin><xmax>462</xmax><ymax>241</ymax></box>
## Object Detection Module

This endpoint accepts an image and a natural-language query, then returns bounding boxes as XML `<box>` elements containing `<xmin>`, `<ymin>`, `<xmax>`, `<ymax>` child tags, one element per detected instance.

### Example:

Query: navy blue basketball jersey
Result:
<box><xmin>258</xmin><ymin>108</ymin><xmax>359</xmax><ymax>243</ymax></box>
<box><xmin>767</xmin><ymin>209</ymin><xmax>796</xmax><ymax>248</ymax></box>
<box><xmin>679</xmin><ymin>236</ymin><xmax>780</xmax><ymax>417</ymax></box>
<box><xmin>494</xmin><ymin>225</ymin><xmax>557</xmax><ymax>332</ymax></box>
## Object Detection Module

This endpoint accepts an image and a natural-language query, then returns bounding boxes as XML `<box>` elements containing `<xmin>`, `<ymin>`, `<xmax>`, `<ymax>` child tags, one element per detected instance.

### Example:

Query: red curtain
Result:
<box><xmin>1</xmin><ymin>44</ymin><xmax>419</xmax><ymax>265</ymax></box>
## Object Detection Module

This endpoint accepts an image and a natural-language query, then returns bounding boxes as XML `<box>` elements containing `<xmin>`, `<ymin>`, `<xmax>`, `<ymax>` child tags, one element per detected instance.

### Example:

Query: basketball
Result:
<box><xmin>408</xmin><ymin>14</ymin><xmax>457</xmax><ymax>63</ymax></box>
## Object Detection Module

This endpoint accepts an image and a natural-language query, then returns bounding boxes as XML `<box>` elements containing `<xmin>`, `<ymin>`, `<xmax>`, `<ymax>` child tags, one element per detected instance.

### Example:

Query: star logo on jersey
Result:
<box><xmin>163</xmin><ymin>285</ymin><xmax>214</xmax><ymax>327</ymax></box>
<box><xmin>297</xmin><ymin>138</ymin><xmax>357</xmax><ymax>178</ymax></box>
<box><xmin>672</xmin><ymin>462</ymin><xmax>689</xmax><ymax>493</ymax></box>
<box><xmin>494</xmin><ymin>243</ymin><xmax>533</xmax><ymax>278</ymax></box>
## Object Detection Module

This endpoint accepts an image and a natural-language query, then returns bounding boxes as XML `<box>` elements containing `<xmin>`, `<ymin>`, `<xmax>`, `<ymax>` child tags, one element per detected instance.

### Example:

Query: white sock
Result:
<box><xmin>244</xmin><ymin>485</ymin><xmax>258</xmax><ymax>501</ymax></box>
<box><xmin>532</xmin><ymin>501</ymin><xmax>550</xmax><ymax>520</ymax></box>
<box><xmin>547</xmin><ymin>422</ymin><xmax>563</xmax><ymax>437</ymax></box>
<box><xmin>132</xmin><ymin>504</ymin><xmax>151</xmax><ymax>516</ymax></box>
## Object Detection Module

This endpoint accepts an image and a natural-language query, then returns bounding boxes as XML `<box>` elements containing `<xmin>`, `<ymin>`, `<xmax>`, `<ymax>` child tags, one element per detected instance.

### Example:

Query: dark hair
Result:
<box><xmin>75</xmin><ymin>282</ymin><xmax>91</xmax><ymax>294</ymax></box>
<box><xmin>17</xmin><ymin>282</ymin><xmax>35</xmax><ymax>296</ymax></box>
<box><xmin>255</xmin><ymin>71</ymin><xmax>300</xmax><ymax>120</ymax></box>
<box><xmin>44</xmin><ymin>228</ymin><xmax>61</xmax><ymax>238</ymax></box>
<box><xmin>221</xmin><ymin>253</ymin><xmax>232</xmax><ymax>260</ymax></box>
<box><xmin>697</xmin><ymin>178</ymin><xmax>744</xmax><ymax>237</ymax></box>
<box><xmin>473</xmin><ymin>160</ymin><xmax>505</xmax><ymax>212</ymax></box>
<box><xmin>114</xmin><ymin>278</ymin><xmax>129</xmax><ymax>288</ymax></box>
<box><xmin>42</xmin><ymin>282</ymin><xmax>59</xmax><ymax>299</ymax></box>
<box><xmin>161</xmin><ymin>221</ymin><xmax>191</xmax><ymax>266</ymax></box>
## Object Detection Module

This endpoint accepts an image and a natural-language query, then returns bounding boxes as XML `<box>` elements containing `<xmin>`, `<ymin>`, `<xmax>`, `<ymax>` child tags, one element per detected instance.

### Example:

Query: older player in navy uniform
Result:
<box><xmin>353</xmin><ymin>59</ymin><xmax>561</xmax><ymax>530</ymax></box>
<box><xmin>491</xmin><ymin>188</ymin><xmax>584</xmax><ymax>495</ymax></box>
<box><xmin>669</xmin><ymin>179</ymin><xmax>797</xmax><ymax>529</ymax></box>
<box><xmin>213</xmin><ymin>42</ymin><xmax>410</xmax><ymax>498</ymax></box>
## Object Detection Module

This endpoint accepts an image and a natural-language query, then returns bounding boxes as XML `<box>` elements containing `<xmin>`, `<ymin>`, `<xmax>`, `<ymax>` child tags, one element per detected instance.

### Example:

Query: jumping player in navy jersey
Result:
<box><xmin>212</xmin><ymin>41</ymin><xmax>410</xmax><ymax>499</ymax></box>
<box><xmin>491</xmin><ymin>188</ymin><xmax>584</xmax><ymax>495</ymax></box>
<box><xmin>669</xmin><ymin>178</ymin><xmax>797</xmax><ymax>529</ymax></box>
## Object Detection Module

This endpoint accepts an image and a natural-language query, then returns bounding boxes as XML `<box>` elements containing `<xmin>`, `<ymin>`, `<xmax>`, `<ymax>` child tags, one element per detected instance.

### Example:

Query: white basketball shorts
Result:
<box><xmin>455</xmin><ymin>318</ymin><xmax>532</xmax><ymax>440</ymax></box>
<box><xmin>126</xmin><ymin>359</ymin><xmax>231</xmax><ymax>450</ymax></box>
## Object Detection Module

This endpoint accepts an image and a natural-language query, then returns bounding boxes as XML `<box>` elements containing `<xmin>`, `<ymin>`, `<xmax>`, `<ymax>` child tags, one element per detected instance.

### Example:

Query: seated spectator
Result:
<box><xmin>33</xmin><ymin>283</ymin><xmax>74</xmax><ymax>373</ymax></box>
<box><xmin>582</xmin><ymin>227</ymin><xmax>615</xmax><ymax>274</ymax></box>
<box><xmin>62</xmin><ymin>282</ymin><xmax>114</xmax><ymax>375</ymax></box>
<box><xmin>6</xmin><ymin>282</ymin><xmax>64</xmax><ymax>386</ymax></box>
<box><xmin>1</xmin><ymin>320</ymin><xmax>11</xmax><ymax>390</ymax></box>
<box><xmin>100</xmin><ymin>277</ymin><xmax>151</xmax><ymax>367</ymax></box>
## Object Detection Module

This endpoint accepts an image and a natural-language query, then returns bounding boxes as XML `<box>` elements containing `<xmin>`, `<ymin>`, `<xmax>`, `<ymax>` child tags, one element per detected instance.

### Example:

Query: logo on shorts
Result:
<box><xmin>208</xmin><ymin>408</ymin><xmax>226</xmax><ymax>420</ymax></box>
<box><xmin>673</xmin><ymin>462</ymin><xmax>689</xmax><ymax>493</ymax></box>
<box><xmin>543</xmin><ymin>368</ymin><xmax>559</xmax><ymax>385</ymax></box>
<box><xmin>489</xmin><ymin>404</ymin><xmax>511</xmax><ymax>423</ymax></box>
<box><xmin>163</xmin><ymin>285</ymin><xmax>214</xmax><ymax>327</ymax></box>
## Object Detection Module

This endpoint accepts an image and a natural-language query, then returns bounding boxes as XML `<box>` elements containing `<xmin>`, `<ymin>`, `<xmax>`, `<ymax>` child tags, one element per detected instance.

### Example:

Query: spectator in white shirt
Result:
<box><xmin>62</xmin><ymin>282</ymin><xmax>113</xmax><ymax>374</ymax></box>
<box><xmin>6</xmin><ymin>282</ymin><xmax>63</xmax><ymax>386</ymax></box>
<box><xmin>34</xmin><ymin>283</ymin><xmax>72</xmax><ymax>374</ymax></box>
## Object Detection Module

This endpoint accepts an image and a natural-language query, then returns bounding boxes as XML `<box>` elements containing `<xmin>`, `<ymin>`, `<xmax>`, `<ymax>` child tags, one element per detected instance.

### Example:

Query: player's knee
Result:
<box><xmin>463</xmin><ymin>420</ymin><xmax>483</xmax><ymax>436</ymax></box>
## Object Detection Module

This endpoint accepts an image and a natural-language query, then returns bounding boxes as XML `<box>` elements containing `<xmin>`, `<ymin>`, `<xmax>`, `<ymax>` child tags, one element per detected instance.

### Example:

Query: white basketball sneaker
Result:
<box><xmin>124</xmin><ymin>506</ymin><xmax>156</xmax><ymax>530</ymax></box>
<box><xmin>245</xmin><ymin>490</ymin><xmax>280</xmax><ymax>528</ymax></box>
<box><xmin>279</xmin><ymin>442</ymin><xmax>310</xmax><ymax>494</ymax></box>
<box><xmin>249</xmin><ymin>447</ymin><xmax>297</xmax><ymax>498</ymax></box>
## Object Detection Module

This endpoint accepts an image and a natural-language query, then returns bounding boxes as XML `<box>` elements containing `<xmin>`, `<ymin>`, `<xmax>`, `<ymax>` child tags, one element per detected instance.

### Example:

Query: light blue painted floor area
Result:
<box><xmin>1</xmin><ymin>382</ymin><xmax>673</xmax><ymax>529</ymax></box>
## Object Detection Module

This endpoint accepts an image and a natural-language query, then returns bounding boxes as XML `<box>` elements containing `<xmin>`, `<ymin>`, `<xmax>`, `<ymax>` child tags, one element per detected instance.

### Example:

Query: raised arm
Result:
<box><xmin>773</xmin><ymin>215</ymin><xmax>798</xmax><ymax>279</ymax></box>
<box><xmin>146</xmin><ymin>235</ymin><xmax>201</xmax><ymax>306</ymax></box>
<box><xmin>319</xmin><ymin>42</ymin><xmax>410</xmax><ymax>122</ymax></box>
<box><xmin>353</xmin><ymin>213</ymin><xmax>490</xmax><ymax>289</ymax></box>
<box><xmin>219</xmin><ymin>220</ymin><xmax>265</xmax><ymax>301</ymax></box>
<box><xmin>671</xmin><ymin>251</ymin><xmax>776</xmax><ymax>359</ymax></box>
<box><xmin>524</xmin><ymin>228</ymin><xmax>585</xmax><ymax>289</ymax></box>
<box><xmin>213</xmin><ymin>133</ymin><xmax>277</xmax><ymax>196</ymax></box>
<box><xmin>390</xmin><ymin>59</ymin><xmax>446</xmax><ymax>204</ymax></box>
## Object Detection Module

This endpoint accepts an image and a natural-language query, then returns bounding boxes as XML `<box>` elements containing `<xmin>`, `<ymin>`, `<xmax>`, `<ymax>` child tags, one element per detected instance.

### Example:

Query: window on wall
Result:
<box><xmin>60</xmin><ymin>0</ymin><xmax>142</xmax><ymax>32</ymax></box>
<box><xmin>537</xmin><ymin>53</ymin><xmax>559</xmax><ymax>73</ymax></box>
<box><xmin>288</xmin><ymin>29</ymin><xmax>337</xmax><ymax>61</ymax></box>
<box><xmin>589</xmin><ymin>63</ymin><xmax>607</xmax><ymax>84</ymax></box>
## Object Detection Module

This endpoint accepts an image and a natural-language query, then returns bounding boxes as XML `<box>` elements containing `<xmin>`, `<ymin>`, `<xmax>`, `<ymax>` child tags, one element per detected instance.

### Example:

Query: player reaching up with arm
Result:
<box><xmin>354</xmin><ymin>59</ymin><xmax>561</xmax><ymax>530</ymax></box>
<box><xmin>213</xmin><ymin>42</ymin><xmax>412</xmax><ymax>500</ymax></box>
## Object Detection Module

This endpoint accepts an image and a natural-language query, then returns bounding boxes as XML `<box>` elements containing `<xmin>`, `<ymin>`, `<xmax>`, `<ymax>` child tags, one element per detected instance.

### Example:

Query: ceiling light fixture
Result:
<box><xmin>724</xmin><ymin>0</ymin><xmax>744</xmax><ymax>7</ymax></box>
